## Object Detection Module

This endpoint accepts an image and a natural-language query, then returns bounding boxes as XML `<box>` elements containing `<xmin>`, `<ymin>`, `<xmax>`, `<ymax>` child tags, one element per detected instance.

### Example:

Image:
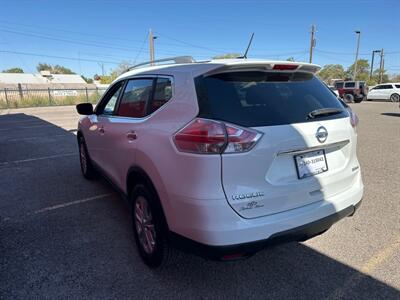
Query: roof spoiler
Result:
<box><xmin>122</xmin><ymin>56</ymin><xmax>196</xmax><ymax>73</ymax></box>
<box><xmin>203</xmin><ymin>62</ymin><xmax>321</xmax><ymax>77</ymax></box>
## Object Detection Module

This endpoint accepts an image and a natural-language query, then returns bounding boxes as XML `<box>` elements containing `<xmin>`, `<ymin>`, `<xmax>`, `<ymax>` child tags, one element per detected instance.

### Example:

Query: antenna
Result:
<box><xmin>239</xmin><ymin>33</ymin><xmax>255</xmax><ymax>59</ymax></box>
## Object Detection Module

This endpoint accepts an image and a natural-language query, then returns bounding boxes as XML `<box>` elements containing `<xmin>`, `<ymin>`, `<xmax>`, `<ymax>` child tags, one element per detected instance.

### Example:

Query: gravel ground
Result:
<box><xmin>0</xmin><ymin>102</ymin><xmax>399</xmax><ymax>299</ymax></box>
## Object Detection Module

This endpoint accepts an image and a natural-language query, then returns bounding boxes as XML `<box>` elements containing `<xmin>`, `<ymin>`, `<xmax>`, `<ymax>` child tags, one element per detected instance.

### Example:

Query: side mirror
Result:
<box><xmin>76</xmin><ymin>103</ymin><xmax>93</xmax><ymax>115</ymax></box>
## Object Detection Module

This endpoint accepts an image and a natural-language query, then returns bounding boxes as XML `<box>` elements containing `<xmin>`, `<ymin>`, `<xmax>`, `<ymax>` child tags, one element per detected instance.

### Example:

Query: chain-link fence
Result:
<box><xmin>0</xmin><ymin>87</ymin><xmax>108</xmax><ymax>109</ymax></box>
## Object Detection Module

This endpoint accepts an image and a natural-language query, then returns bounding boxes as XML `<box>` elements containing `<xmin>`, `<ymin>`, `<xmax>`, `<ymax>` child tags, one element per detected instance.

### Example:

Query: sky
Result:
<box><xmin>0</xmin><ymin>0</ymin><xmax>399</xmax><ymax>77</ymax></box>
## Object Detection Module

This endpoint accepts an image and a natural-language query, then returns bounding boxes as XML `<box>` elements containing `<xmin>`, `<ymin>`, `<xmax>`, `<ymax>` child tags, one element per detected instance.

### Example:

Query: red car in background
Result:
<box><xmin>335</xmin><ymin>81</ymin><xmax>367</xmax><ymax>103</ymax></box>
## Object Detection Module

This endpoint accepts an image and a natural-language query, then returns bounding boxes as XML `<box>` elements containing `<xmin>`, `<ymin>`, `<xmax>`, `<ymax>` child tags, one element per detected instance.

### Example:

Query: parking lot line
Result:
<box><xmin>0</xmin><ymin>153</ymin><xmax>76</xmax><ymax>166</ymax></box>
<box><xmin>361</xmin><ymin>235</ymin><xmax>400</xmax><ymax>274</ymax></box>
<box><xmin>31</xmin><ymin>193</ymin><xmax>113</xmax><ymax>215</ymax></box>
<box><xmin>4</xmin><ymin>134</ymin><xmax>71</xmax><ymax>142</ymax></box>
<box><xmin>325</xmin><ymin>236</ymin><xmax>400</xmax><ymax>299</ymax></box>
<box><xmin>1</xmin><ymin>193</ymin><xmax>114</xmax><ymax>223</ymax></box>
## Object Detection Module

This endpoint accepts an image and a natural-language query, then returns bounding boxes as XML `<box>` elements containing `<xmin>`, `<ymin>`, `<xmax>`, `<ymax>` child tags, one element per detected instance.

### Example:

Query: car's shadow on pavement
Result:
<box><xmin>381</xmin><ymin>112</ymin><xmax>400</xmax><ymax>117</ymax></box>
<box><xmin>1</xmin><ymin>112</ymin><xmax>399</xmax><ymax>299</ymax></box>
<box><xmin>157</xmin><ymin>243</ymin><xmax>400</xmax><ymax>299</ymax></box>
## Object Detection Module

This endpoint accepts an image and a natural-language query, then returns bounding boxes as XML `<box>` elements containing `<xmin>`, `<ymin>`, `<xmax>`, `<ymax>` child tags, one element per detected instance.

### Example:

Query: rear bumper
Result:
<box><xmin>170</xmin><ymin>199</ymin><xmax>362</xmax><ymax>260</ymax></box>
<box><xmin>168</xmin><ymin>172</ymin><xmax>363</xmax><ymax>247</ymax></box>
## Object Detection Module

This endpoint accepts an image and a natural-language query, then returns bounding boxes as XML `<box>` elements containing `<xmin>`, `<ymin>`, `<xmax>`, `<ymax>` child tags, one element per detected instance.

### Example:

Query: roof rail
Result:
<box><xmin>123</xmin><ymin>56</ymin><xmax>196</xmax><ymax>73</ymax></box>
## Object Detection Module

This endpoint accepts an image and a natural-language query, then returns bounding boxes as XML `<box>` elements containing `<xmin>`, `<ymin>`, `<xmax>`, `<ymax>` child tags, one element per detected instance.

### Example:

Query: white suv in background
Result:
<box><xmin>367</xmin><ymin>83</ymin><xmax>400</xmax><ymax>102</ymax></box>
<box><xmin>76</xmin><ymin>57</ymin><xmax>363</xmax><ymax>268</ymax></box>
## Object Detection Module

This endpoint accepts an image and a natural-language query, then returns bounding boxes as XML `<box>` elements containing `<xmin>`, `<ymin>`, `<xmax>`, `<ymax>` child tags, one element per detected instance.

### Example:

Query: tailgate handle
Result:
<box><xmin>277</xmin><ymin>140</ymin><xmax>350</xmax><ymax>156</ymax></box>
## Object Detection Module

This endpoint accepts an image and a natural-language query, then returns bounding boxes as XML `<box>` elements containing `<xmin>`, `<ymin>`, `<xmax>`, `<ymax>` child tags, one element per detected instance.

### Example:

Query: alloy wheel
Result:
<box><xmin>390</xmin><ymin>94</ymin><xmax>399</xmax><ymax>102</ymax></box>
<box><xmin>134</xmin><ymin>196</ymin><xmax>156</xmax><ymax>254</ymax></box>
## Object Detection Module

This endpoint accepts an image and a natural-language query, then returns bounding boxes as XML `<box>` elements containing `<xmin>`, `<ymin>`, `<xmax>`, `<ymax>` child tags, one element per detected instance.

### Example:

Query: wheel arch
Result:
<box><xmin>390</xmin><ymin>92</ymin><xmax>399</xmax><ymax>100</ymax></box>
<box><xmin>77</xmin><ymin>130</ymin><xmax>83</xmax><ymax>141</ymax></box>
<box><xmin>126</xmin><ymin>166</ymin><xmax>170</xmax><ymax>230</ymax></box>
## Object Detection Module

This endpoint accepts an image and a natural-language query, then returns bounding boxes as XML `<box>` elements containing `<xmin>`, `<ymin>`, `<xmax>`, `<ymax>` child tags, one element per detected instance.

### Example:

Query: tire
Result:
<box><xmin>131</xmin><ymin>183</ymin><xmax>177</xmax><ymax>268</ymax></box>
<box><xmin>390</xmin><ymin>93</ymin><xmax>400</xmax><ymax>102</ymax></box>
<box><xmin>354</xmin><ymin>97</ymin><xmax>363</xmax><ymax>103</ymax></box>
<box><xmin>344</xmin><ymin>94</ymin><xmax>354</xmax><ymax>103</ymax></box>
<box><xmin>78</xmin><ymin>136</ymin><xmax>97</xmax><ymax>179</ymax></box>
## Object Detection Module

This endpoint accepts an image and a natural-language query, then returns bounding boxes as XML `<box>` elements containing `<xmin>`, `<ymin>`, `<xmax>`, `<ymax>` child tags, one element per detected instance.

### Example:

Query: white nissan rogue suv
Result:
<box><xmin>76</xmin><ymin>57</ymin><xmax>363</xmax><ymax>268</ymax></box>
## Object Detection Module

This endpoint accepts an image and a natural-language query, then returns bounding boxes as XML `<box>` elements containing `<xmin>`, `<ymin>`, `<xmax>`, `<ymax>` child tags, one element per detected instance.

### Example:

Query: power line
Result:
<box><xmin>0</xmin><ymin>50</ymin><xmax>121</xmax><ymax>64</ymax></box>
<box><xmin>0</xmin><ymin>28</ymin><xmax>142</xmax><ymax>52</ymax></box>
<box><xmin>0</xmin><ymin>28</ymin><xmax>222</xmax><ymax>58</ymax></box>
<box><xmin>132</xmin><ymin>33</ymin><xmax>148</xmax><ymax>65</ymax></box>
<box><xmin>154</xmin><ymin>31</ymin><xmax>226</xmax><ymax>54</ymax></box>
<box><xmin>0</xmin><ymin>20</ymin><xmax>220</xmax><ymax>51</ymax></box>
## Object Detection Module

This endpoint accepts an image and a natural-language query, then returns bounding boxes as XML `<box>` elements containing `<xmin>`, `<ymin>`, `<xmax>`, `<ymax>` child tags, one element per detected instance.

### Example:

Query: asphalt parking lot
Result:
<box><xmin>0</xmin><ymin>102</ymin><xmax>399</xmax><ymax>299</ymax></box>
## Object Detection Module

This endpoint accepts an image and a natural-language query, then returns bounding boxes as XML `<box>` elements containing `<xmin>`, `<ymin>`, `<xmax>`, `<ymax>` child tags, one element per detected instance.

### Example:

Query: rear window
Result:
<box><xmin>195</xmin><ymin>71</ymin><xmax>348</xmax><ymax>127</ymax></box>
<box><xmin>344</xmin><ymin>82</ymin><xmax>355</xmax><ymax>88</ymax></box>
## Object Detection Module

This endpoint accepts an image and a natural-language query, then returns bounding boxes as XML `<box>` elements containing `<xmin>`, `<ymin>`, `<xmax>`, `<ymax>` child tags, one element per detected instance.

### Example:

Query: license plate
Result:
<box><xmin>294</xmin><ymin>150</ymin><xmax>328</xmax><ymax>179</ymax></box>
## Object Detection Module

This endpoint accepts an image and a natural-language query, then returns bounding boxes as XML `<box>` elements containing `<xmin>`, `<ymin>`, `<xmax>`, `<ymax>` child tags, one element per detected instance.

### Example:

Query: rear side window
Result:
<box><xmin>335</xmin><ymin>82</ymin><xmax>344</xmax><ymax>89</ymax></box>
<box><xmin>344</xmin><ymin>82</ymin><xmax>355</xmax><ymax>88</ymax></box>
<box><xmin>117</xmin><ymin>79</ymin><xmax>154</xmax><ymax>118</ymax></box>
<box><xmin>150</xmin><ymin>77</ymin><xmax>172</xmax><ymax>114</ymax></box>
<box><xmin>195</xmin><ymin>71</ymin><xmax>348</xmax><ymax>127</ymax></box>
<box><xmin>396</xmin><ymin>85</ymin><xmax>400</xmax><ymax>89</ymax></box>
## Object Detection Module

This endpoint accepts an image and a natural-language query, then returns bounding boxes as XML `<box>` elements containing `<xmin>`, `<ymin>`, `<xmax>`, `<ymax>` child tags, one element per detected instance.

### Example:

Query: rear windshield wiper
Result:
<box><xmin>307</xmin><ymin>108</ymin><xmax>344</xmax><ymax>119</ymax></box>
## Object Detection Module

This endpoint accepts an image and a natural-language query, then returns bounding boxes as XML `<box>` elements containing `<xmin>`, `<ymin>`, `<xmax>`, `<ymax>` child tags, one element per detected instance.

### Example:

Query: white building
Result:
<box><xmin>0</xmin><ymin>72</ymin><xmax>94</xmax><ymax>89</ymax></box>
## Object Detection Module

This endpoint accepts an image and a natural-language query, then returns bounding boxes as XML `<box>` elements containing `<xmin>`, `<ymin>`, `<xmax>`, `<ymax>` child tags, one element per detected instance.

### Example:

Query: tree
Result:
<box><xmin>96</xmin><ymin>61</ymin><xmax>132</xmax><ymax>84</ymax></box>
<box><xmin>2</xmin><ymin>67</ymin><xmax>24</xmax><ymax>73</ymax></box>
<box><xmin>345</xmin><ymin>59</ymin><xmax>369</xmax><ymax>81</ymax></box>
<box><xmin>37</xmin><ymin>63</ymin><xmax>53</xmax><ymax>72</ymax></box>
<box><xmin>36</xmin><ymin>63</ymin><xmax>75</xmax><ymax>74</ymax></box>
<box><xmin>390</xmin><ymin>74</ymin><xmax>400</xmax><ymax>82</ymax></box>
<box><xmin>110</xmin><ymin>61</ymin><xmax>131</xmax><ymax>78</ymax></box>
<box><xmin>317</xmin><ymin>64</ymin><xmax>345</xmax><ymax>83</ymax></box>
<box><xmin>99</xmin><ymin>76</ymin><xmax>113</xmax><ymax>84</ymax></box>
<box><xmin>286</xmin><ymin>57</ymin><xmax>295</xmax><ymax>62</ymax></box>
<box><xmin>52</xmin><ymin>65</ymin><xmax>75</xmax><ymax>74</ymax></box>
<box><xmin>81</xmin><ymin>75</ymin><xmax>93</xmax><ymax>84</ymax></box>
<box><xmin>212</xmin><ymin>53</ymin><xmax>241</xmax><ymax>59</ymax></box>
<box><xmin>370</xmin><ymin>68</ymin><xmax>389</xmax><ymax>84</ymax></box>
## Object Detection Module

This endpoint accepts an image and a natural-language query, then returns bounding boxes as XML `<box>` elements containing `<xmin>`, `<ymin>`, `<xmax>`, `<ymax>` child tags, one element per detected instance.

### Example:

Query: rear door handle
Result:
<box><xmin>126</xmin><ymin>131</ymin><xmax>137</xmax><ymax>141</ymax></box>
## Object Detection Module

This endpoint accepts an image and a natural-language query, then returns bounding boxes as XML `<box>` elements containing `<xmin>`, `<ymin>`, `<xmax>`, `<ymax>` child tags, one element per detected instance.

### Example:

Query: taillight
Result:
<box><xmin>348</xmin><ymin>109</ymin><xmax>359</xmax><ymax>128</ymax></box>
<box><xmin>224</xmin><ymin>124</ymin><xmax>261</xmax><ymax>153</ymax></box>
<box><xmin>273</xmin><ymin>64</ymin><xmax>298</xmax><ymax>70</ymax></box>
<box><xmin>173</xmin><ymin>118</ymin><xmax>262</xmax><ymax>154</ymax></box>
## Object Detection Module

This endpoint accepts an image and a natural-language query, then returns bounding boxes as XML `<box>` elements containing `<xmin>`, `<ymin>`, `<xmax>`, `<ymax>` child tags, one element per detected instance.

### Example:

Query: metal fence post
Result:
<box><xmin>4</xmin><ymin>88</ymin><xmax>9</xmax><ymax>108</ymax></box>
<box><xmin>18</xmin><ymin>83</ymin><xmax>23</xmax><ymax>100</ymax></box>
<box><xmin>48</xmin><ymin>88</ymin><xmax>52</xmax><ymax>105</ymax></box>
<box><xmin>85</xmin><ymin>87</ymin><xmax>89</xmax><ymax>103</ymax></box>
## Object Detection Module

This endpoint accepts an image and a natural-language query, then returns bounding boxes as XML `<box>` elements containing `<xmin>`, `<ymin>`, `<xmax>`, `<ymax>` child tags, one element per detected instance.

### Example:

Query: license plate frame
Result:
<box><xmin>294</xmin><ymin>149</ymin><xmax>328</xmax><ymax>179</ymax></box>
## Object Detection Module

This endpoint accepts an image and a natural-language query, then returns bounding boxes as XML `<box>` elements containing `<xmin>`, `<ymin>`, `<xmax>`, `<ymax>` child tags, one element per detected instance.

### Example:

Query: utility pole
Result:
<box><xmin>149</xmin><ymin>29</ymin><xmax>157</xmax><ymax>65</ymax></box>
<box><xmin>309</xmin><ymin>25</ymin><xmax>316</xmax><ymax>63</ymax></box>
<box><xmin>353</xmin><ymin>30</ymin><xmax>361</xmax><ymax>80</ymax></box>
<box><xmin>370</xmin><ymin>50</ymin><xmax>380</xmax><ymax>79</ymax></box>
<box><xmin>379</xmin><ymin>48</ymin><xmax>384</xmax><ymax>83</ymax></box>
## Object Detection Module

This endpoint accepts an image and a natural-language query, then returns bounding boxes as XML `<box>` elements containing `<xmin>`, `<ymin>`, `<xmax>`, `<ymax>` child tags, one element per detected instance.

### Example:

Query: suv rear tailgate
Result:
<box><xmin>221</xmin><ymin>117</ymin><xmax>358</xmax><ymax>218</ymax></box>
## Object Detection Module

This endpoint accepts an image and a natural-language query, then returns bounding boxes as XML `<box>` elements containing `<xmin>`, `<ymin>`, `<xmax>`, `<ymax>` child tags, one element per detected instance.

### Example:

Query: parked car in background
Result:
<box><xmin>76</xmin><ymin>57</ymin><xmax>363</xmax><ymax>268</ymax></box>
<box><xmin>335</xmin><ymin>81</ymin><xmax>367</xmax><ymax>103</ymax></box>
<box><xmin>366</xmin><ymin>83</ymin><xmax>400</xmax><ymax>102</ymax></box>
<box><xmin>328</xmin><ymin>85</ymin><xmax>339</xmax><ymax>97</ymax></box>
